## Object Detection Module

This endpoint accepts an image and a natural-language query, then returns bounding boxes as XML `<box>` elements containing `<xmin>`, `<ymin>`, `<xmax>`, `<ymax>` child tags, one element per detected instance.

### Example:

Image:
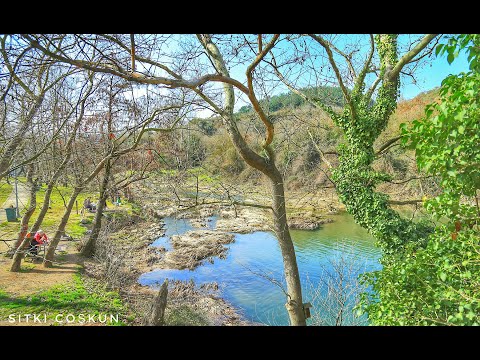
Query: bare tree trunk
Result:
<box><xmin>196</xmin><ymin>34</ymin><xmax>306</xmax><ymax>326</ymax></box>
<box><xmin>146</xmin><ymin>279</ymin><xmax>168</xmax><ymax>326</ymax></box>
<box><xmin>10</xmin><ymin>166</ymin><xmax>37</xmax><ymax>271</ymax></box>
<box><xmin>28</xmin><ymin>182</ymin><xmax>55</xmax><ymax>237</ymax></box>
<box><xmin>270</xmin><ymin>170</ymin><xmax>307</xmax><ymax>326</ymax></box>
<box><xmin>82</xmin><ymin>79</ymin><xmax>116</xmax><ymax>257</ymax></box>
<box><xmin>43</xmin><ymin>187</ymin><xmax>81</xmax><ymax>267</ymax></box>
<box><xmin>81</xmin><ymin>159</ymin><xmax>111</xmax><ymax>257</ymax></box>
<box><xmin>13</xmin><ymin>183</ymin><xmax>36</xmax><ymax>249</ymax></box>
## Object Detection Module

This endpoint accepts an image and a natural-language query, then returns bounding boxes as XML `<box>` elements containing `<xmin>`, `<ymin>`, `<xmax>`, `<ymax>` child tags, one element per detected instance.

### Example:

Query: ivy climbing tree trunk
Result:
<box><xmin>330</xmin><ymin>34</ymin><xmax>435</xmax><ymax>255</ymax></box>
<box><xmin>269</xmin><ymin>34</ymin><xmax>437</xmax><ymax>256</ymax></box>
<box><xmin>15</xmin><ymin>32</ymin><xmax>442</xmax><ymax>324</ymax></box>
<box><xmin>272</xmin><ymin>34</ymin><xmax>438</xmax><ymax>257</ymax></box>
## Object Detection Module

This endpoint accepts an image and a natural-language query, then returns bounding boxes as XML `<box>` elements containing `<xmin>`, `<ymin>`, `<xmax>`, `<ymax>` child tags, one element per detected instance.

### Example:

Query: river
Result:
<box><xmin>138</xmin><ymin>212</ymin><xmax>382</xmax><ymax>325</ymax></box>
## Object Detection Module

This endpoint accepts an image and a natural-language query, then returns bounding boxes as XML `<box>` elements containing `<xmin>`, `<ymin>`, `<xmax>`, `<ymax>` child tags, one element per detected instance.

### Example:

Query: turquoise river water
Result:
<box><xmin>138</xmin><ymin>213</ymin><xmax>382</xmax><ymax>325</ymax></box>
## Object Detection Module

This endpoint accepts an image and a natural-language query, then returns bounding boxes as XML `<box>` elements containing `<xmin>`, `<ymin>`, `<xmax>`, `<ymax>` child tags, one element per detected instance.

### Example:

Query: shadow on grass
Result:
<box><xmin>19</xmin><ymin>267</ymin><xmax>80</xmax><ymax>274</ymax></box>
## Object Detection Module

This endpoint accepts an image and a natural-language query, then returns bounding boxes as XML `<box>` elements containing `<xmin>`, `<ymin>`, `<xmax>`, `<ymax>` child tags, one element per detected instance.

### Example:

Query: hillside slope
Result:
<box><xmin>153</xmin><ymin>88</ymin><xmax>441</xmax><ymax>216</ymax></box>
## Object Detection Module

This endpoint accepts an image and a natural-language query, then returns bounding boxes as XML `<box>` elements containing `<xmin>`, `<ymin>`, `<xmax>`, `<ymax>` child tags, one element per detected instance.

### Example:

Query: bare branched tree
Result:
<box><xmin>306</xmin><ymin>242</ymin><xmax>371</xmax><ymax>326</ymax></box>
<box><xmin>14</xmin><ymin>33</ymin><xmax>308</xmax><ymax>325</ymax></box>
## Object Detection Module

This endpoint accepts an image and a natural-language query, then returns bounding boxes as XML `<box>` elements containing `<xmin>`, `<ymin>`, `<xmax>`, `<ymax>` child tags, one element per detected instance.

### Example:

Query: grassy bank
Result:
<box><xmin>0</xmin><ymin>272</ymin><xmax>131</xmax><ymax>326</ymax></box>
<box><xmin>0</xmin><ymin>182</ymin><xmax>13</xmax><ymax>206</ymax></box>
<box><xmin>0</xmin><ymin>182</ymin><xmax>134</xmax><ymax>240</ymax></box>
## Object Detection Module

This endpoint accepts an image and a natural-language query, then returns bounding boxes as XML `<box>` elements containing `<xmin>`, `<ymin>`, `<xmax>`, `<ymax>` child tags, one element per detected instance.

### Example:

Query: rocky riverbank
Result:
<box><xmin>121</xmin><ymin>180</ymin><xmax>340</xmax><ymax>325</ymax></box>
<box><xmin>88</xmin><ymin>213</ymin><xmax>254</xmax><ymax>326</ymax></box>
<box><xmin>145</xmin><ymin>200</ymin><xmax>335</xmax><ymax>234</ymax></box>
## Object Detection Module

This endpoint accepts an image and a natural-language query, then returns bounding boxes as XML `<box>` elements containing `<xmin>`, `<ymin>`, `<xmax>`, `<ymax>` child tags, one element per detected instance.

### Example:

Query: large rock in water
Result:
<box><xmin>161</xmin><ymin>230</ymin><xmax>235</xmax><ymax>270</ymax></box>
<box><xmin>288</xmin><ymin>214</ymin><xmax>334</xmax><ymax>230</ymax></box>
<box><xmin>215</xmin><ymin>206</ymin><xmax>271</xmax><ymax>233</ymax></box>
<box><xmin>190</xmin><ymin>217</ymin><xmax>207</xmax><ymax>228</ymax></box>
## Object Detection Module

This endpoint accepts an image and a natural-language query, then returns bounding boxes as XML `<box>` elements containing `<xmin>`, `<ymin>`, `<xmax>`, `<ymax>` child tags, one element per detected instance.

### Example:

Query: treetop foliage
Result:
<box><xmin>238</xmin><ymin>85</ymin><xmax>345</xmax><ymax>114</ymax></box>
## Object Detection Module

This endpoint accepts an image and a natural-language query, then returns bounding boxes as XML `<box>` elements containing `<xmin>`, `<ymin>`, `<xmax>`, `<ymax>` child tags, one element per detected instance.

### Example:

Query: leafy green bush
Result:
<box><xmin>362</xmin><ymin>34</ymin><xmax>480</xmax><ymax>326</ymax></box>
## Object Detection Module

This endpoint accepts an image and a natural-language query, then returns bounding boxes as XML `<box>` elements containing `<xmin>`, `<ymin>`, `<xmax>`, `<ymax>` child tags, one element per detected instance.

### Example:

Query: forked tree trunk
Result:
<box><xmin>43</xmin><ymin>187</ymin><xmax>82</xmax><ymax>267</ymax></box>
<box><xmin>197</xmin><ymin>34</ymin><xmax>307</xmax><ymax>326</ymax></box>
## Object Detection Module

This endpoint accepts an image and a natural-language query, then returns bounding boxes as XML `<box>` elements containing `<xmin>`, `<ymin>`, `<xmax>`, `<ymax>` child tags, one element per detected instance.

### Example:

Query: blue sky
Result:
<box><xmin>400</xmin><ymin>48</ymin><xmax>470</xmax><ymax>99</ymax></box>
<box><xmin>224</xmin><ymin>34</ymin><xmax>471</xmax><ymax>111</ymax></box>
<box><xmin>126</xmin><ymin>34</ymin><xmax>471</xmax><ymax>117</ymax></box>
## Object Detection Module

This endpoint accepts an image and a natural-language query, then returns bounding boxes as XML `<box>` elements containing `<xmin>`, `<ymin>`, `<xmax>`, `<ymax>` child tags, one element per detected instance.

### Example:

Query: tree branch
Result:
<box><xmin>388</xmin><ymin>175</ymin><xmax>434</xmax><ymax>185</ymax></box>
<box><xmin>388</xmin><ymin>199</ymin><xmax>423</xmax><ymax>205</ymax></box>
<box><xmin>245</xmin><ymin>34</ymin><xmax>279</xmax><ymax>150</ymax></box>
<box><xmin>196</xmin><ymin>34</ymin><xmax>270</xmax><ymax>173</ymax></box>
<box><xmin>387</xmin><ymin>34</ymin><xmax>439</xmax><ymax>81</ymax></box>
<box><xmin>354</xmin><ymin>34</ymin><xmax>375</xmax><ymax>97</ymax></box>
<box><xmin>23</xmin><ymin>34</ymin><xmax>251</xmax><ymax>94</ymax></box>
<box><xmin>307</xmin><ymin>129</ymin><xmax>333</xmax><ymax>169</ymax></box>
<box><xmin>309</xmin><ymin>34</ymin><xmax>355</xmax><ymax>118</ymax></box>
<box><xmin>130</xmin><ymin>34</ymin><xmax>136</xmax><ymax>72</ymax></box>
<box><xmin>267</xmin><ymin>55</ymin><xmax>339</xmax><ymax>121</ymax></box>
<box><xmin>375</xmin><ymin>135</ymin><xmax>402</xmax><ymax>155</ymax></box>
<box><xmin>327</xmin><ymin>39</ymin><xmax>357</xmax><ymax>80</ymax></box>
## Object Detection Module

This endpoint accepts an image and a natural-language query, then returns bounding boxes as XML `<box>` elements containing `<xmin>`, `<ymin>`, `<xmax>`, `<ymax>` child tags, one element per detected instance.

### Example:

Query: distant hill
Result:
<box><xmin>379</xmin><ymin>87</ymin><xmax>440</xmax><ymax>142</ymax></box>
<box><xmin>195</xmin><ymin>86</ymin><xmax>440</xmax><ymax>194</ymax></box>
<box><xmin>237</xmin><ymin>85</ymin><xmax>345</xmax><ymax>114</ymax></box>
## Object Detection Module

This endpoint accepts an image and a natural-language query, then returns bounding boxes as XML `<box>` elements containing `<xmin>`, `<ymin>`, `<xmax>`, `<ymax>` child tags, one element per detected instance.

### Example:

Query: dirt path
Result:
<box><xmin>0</xmin><ymin>181</ymin><xmax>30</xmax><ymax>223</ymax></box>
<box><xmin>0</xmin><ymin>241</ymin><xmax>81</xmax><ymax>297</ymax></box>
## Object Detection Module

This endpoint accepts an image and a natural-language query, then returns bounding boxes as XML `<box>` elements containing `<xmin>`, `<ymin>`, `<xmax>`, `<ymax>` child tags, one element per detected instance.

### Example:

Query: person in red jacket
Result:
<box><xmin>34</xmin><ymin>230</ymin><xmax>48</xmax><ymax>244</ymax></box>
<box><xmin>28</xmin><ymin>230</ymin><xmax>48</xmax><ymax>257</ymax></box>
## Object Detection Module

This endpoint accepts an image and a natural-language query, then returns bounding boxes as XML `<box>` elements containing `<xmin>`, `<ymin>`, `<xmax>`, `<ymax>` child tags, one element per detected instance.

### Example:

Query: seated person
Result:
<box><xmin>28</xmin><ymin>229</ymin><xmax>48</xmax><ymax>256</ymax></box>
<box><xmin>83</xmin><ymin>197</ymin><xmax>96</xmax><ymax>212</ymax></box>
